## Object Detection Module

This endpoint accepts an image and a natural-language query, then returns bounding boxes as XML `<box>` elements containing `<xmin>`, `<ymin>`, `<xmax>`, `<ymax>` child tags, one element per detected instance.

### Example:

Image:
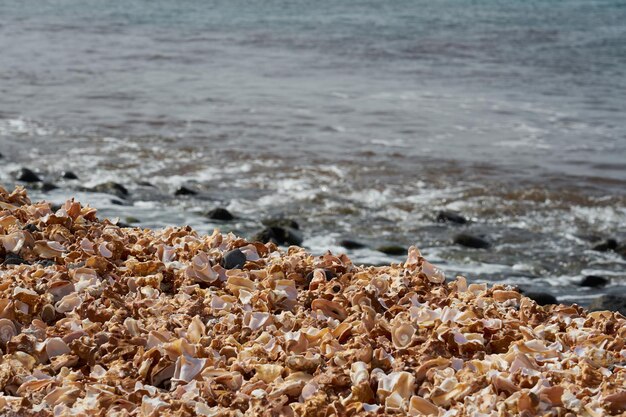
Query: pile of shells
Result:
<box><xmin>0</xmin><ymin>185</ymin><xmax>624</xmax><ymax>416</ymax></box>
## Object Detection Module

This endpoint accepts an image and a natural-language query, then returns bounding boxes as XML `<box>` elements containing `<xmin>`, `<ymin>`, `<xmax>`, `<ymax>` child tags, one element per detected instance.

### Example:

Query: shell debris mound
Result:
<box><xmin>0</xmin><ymin>186</ymin><xmax>624</xmax><ymax>416</ymax></box>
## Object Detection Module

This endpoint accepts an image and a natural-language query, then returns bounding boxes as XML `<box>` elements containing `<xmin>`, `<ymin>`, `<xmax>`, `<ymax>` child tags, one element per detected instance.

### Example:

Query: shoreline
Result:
<box><xmin>0</xmin><ymin>186</ymin><xmax>624</xmax><ymax>415</ymax></box>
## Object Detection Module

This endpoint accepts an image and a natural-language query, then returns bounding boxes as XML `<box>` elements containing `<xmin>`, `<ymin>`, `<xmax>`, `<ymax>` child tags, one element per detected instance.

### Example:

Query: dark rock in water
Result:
<box><xmin>207</xmin><ymin>208</ymin><xmax>234</xmax><ymax>221</ymax></box>
<box><xmin>252</xmin><ymin>226</ymin><xmax>302</xmax><ymax>246</ymax></box>
<box><xmin>436</xmin><ymin>210</ymin><xmax>467</xmax><ymax>225</ymax></box>
<box><xmin>174</xmin><ymin>186</ymin><xmax>197</xmax><ymax>196</ymax></box>
<box><xmin>110</xmin><ymin>199</ymin><xmax>125</xmax><ymax>206</ymax></box>
<box><xmin>579</xmin><ymin>275</ymin><xmax>609</xmax><ymax>288</ymax></box>
<box><xmin>50</xmin><ymin>203</ymin><xmax>62</xmax><ymax>212</ymax></box>
<box><xmin>2</xmin><ymin>253</ymin><xmax>29</xmax><ymax>266</ymax></box>
<box><xmin>305</xmin><ymin>269</ymin><xmax>335</xmax><ymax>285</ymax></box>
<box><xmin>0</xmin><ymin>152</ymin><xmax>3</xmax><ymax>158</ymax></box>
<box><xmin>41</xmin><ymin>182</ymin><xmax>59</xmax><ymax>192</ymax></box>
<box><xmin>125</xmin><ymin>216</ymin><xmax>140</xmax><ymax>224</ymax></box>
<box><xmin>524</xmin><ymin>292</ymin><xmax>558</xmax><ymax>306</ymax></box>
<box><xmin>589</xmin><ymin>295</ymin><xmax>626</xmax><ymax>315</ymax></box>
<box><xmin>592</xmin><ymin>238</ymin><xmax>618</xmax><ymax>252</ymax></box>
<box><xmin>377</xmin><ymin>245</ymin><xmax>406</xmax><ymax>256</ymax></box>
<box><xmin>263</xmin><ymin>218</ymin><xmax>300</xmax><ymax>230</ymax></box>
<box><xmin>61</xmin><ymin>171</ymin><xmax>79</xmax><ymax>180</ymax></box>
<box><xmin>91</xmin><ymin>182</ymin><xmax>129</xmax><ymax>199</ymax></box>
<box><xmin>222</xmin><ymin>249</ymin><xmax>247</xmax><ymax>270</ymax></box>
<box><xmin>16</xmin><ymin>168</ymin><xmax>42</xmax><ymax>183</ymax></box>
<box><xmin>23</xmin><ymin>223</ymin><xmax>39</xmax><ymax>233</ymax></box>
<box><xmin>137</xmin><ymin>181</ymin><xmax>155</xmax><ymax>187</ymax></box>
<box><xmin>453</xmin><ymin>233</ymin><xmax>491</xmax><ymax>249</ymax></box>
<box><xmin>339</xmin><ymin>239</ymin><xmax>366</xmax><ymax>250</ymax></box>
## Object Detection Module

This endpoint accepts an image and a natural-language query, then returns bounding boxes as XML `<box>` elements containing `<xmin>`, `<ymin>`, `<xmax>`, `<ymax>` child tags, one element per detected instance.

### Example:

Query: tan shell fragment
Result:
<box><xmin>310</xmin><ymin>299</ymin><xmax>348</xmax><ymax>321</ymax></box>
<box><xmin>421</xmin><ymin>260</ymin><xmax>445</xmax><ymax>284</ymax></box>
<box><xmin>409</xmin><ymin>395</ymin><xmax>440</xmax><ymax>416</ymax></box>
<box><xmin>255</xmin><ymin>364</ymin><xmax>283</xmax><ymax>383</ymax></box>
<box><xmin>0</xmin><ymin>318</ymin><xmax>17</xmax><ymax>345</ymax></box>
<box><xmin>377</xmin><ymin>371</ymin><xmax>416</xmax><ymax>403</ymax></box>
<box><xmin>33</xmin><ymin>240</ymin><xmax>66</xmax><ymax>259</ymax></box>
<box><xmin>391</xmin><ymin>322</ymin><xmax>415</xmax><ymax>349</ymax></box>
<box><xmin>185</xmin><ymin>252</ymin><xmax>219</xmax><ymax>283</ymax></box>
<box><xmin>1</xmin><ymin>231</ymin><xmax>26</xmax><ymax>253</ymax></box>
<box><xmin>492</xmin><ymin>290</ymin><xmax>522</xmax><ymax>303</ymax></box>
<box><xmin>45</xmin><ymin>337</ymin><xmax>71</xmax><ymax>359</ymax></box>
<box><xmin>173</xmin><ymin>356</ymin><xmax>206</xmax><ymax>383</ymax></box>
<box><xmin>603</xmin><ymin>391</ymin><xmax>626</xmax><ymax>414</ymax></box>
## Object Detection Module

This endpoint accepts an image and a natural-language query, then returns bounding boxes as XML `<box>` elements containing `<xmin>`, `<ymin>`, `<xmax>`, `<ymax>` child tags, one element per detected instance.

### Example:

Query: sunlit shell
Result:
<box><xmin>243</xmin><ymin>311</ymin><xmax>271</xmax><ymax>331</ymax></box>
<box><xmin>0</xmin><ymin>318</ymin><xmax>17</xmax><ymax>345</ymax></box>
<box><xmin>420</xmin><ymin>260</ymin><xmax>445</xmax><ymax>284</ymax></box>
<box><xmin>187</xmin><ymin>316</ymin><xmax>206</xmax><ymax>343</ymax></box>
<box><xmin>226</xmin><ymin>275</ymin><xmax>255</xmax><ymax>296</ymax></box>
<box><xmin>377</xmin><ymin>371</ymin><xmax>416</xmax><ymax>402</ymax></box>
<box><xmin>55</xmin><ymin>293</ymin><xmax>82</xmax><ymax>313</ymax></box>
<box><xmin>350</xmin><ymin>361</ymin><xmax>369</xmax><ymax>385</ymax></box>
<box><xmin>47</xmin><ymin>281</ymin><xmax>75</xmax><ymax>301</ymax></box>
<box><xmin>186</xmin><ymin>252</ymin><xmax>219</xmax><ymax>283</ymax></box>
<box><xmin>33</xmin><ymin>240</ymin><xmax>66</xmax><ymax>259</ymax></box>
<box><xmin>409</xmin><ymin>396</ymin><xmax>440</xmax><ymax>416</ymax></box>
<box><xmin>173</xmin><ymin>356</ymin><xmax>206</xmax><ymax>383</ymax></box>
<box><xmin>1</xmin><ymin>231</ymin><xmax>26</xmax><ymax>253</ymax></box>
<box><xmin>45</xmin><ymin>337</ymin><xmax>71</xmax><ymax>359</ymax></box>
<box><xmin>310</xmin><ymin>299</ymin><xmax>347</xmax><ymax>321</ymax></box>
<box><xmin>391</xmin><ymin>322</ymin><xmax>415</xmax><ymax>349</ymax></box>
<box><xmin>255</xmin><ymin>364</ymin><xmax>283</xmax><ymax>383</ymax></box>
<box><xmin>492</xmin><ymin>290</ymin><xmax>521</xmax><ymax>303</ymax></box>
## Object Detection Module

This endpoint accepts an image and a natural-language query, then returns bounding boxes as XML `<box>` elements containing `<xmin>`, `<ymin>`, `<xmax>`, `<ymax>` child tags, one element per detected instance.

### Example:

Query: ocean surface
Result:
<box><xmin>1</xmin><ymin>0</ymin><xmax>625</xmax><ymax>305</ymax></box>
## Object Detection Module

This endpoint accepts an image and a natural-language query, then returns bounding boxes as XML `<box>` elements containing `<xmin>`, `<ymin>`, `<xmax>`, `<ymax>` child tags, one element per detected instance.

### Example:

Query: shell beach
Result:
<box><xmin>0</xmin><ymin>186</ymin><xmax>624</xmax><ymax>417</ymax></box>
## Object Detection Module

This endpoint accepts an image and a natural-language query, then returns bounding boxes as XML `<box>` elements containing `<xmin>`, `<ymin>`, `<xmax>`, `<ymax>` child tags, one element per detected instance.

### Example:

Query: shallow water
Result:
<box><xmin>1</xmin><ymin>0</ymin><xmax>625</xmax><ymax>304</ymax></box>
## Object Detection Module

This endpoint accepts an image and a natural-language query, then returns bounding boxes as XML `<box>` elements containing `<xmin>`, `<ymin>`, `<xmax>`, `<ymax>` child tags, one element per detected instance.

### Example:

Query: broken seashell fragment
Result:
<box><xmin>33</xmin><ymin>240</ymin><xmax>66</xmax><ymax>259</ymax></box>
<box><xmin>310</xmin><ymin>299</ymin><xmax>348</xmax><ymax>321</ymax></box>
<box><xmin>409</xmin><ymin>395</ymin><xmax>440</xmax><ymax>416</ymax></box>
<box><xmin>391</xmin><ymin>322</ymin><xmax>415</xmax><ymax>349</ymax></box>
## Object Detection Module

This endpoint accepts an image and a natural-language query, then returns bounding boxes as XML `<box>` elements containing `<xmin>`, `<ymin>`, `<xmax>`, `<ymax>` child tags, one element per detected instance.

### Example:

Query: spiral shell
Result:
<box><xmin>0</xmin><ymin>318</ymin><xmax>17</xmax><ymax>345</ymax></box>
<box><xmin>391</xmin><ymin>322</ymin><xmax>415</xmax><ymax>349</ymax></box>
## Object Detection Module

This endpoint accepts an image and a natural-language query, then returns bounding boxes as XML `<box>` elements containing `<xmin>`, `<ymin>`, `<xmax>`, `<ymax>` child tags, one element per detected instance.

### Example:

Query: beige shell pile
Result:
<box><xmin>0</xmin><ymin>186</ymin><xmax>624</xmax><ymax>417</ymax></box>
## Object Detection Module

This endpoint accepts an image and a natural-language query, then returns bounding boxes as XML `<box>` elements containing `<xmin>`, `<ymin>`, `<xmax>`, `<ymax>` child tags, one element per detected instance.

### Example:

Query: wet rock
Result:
<box><xmin>339</xmin><ymin>239</ymin><xmax>366</xmax><ymax>250</ymax></box>
<box><xmin>110</xmin><ymin>199</ymin><xmax>125</xmax><ymax>206</ymax></box>
<box><xmin>589</xmin><ymin>295</ymin><xmax>626</xmax><ymax>315</ymax></box>
<box><xmin>252</xmin><ymin>226</ymin><xmax>302</xmax><ymax>246</ymax></box>
<box><xmin>0</xmin><ymin>152</ymin><xmax>3</xmax><ymax>158</ymax></box>
<box><xmin>2</xmin><ymin>253</ymin><xmax>29</xmax><ymax>266</ymax></box>
<box><xmin>524</xmin><ymin>292</ymin><xmax>558</xmax><ymax>306</ymax></box>
<box><xmin>16</xmin><ymin>168</ymin><xmax>42</xmax><ymax>183</ymax></box>
<box><xmin>376</xmin><ymin>245</ymin><xmax>406</xmax><ymax>256</ymax></box>
<box><xmin>262</xmin><ymin>218</ymin><xmax>300</xmax><ymax>230</ymax></box>
<box><xmin>90</xmin><ymin>182</ymin><xmax>129</xmax><ymax>199</ymax></box>
<box><xmin>125</xmin><ymin>216</ymin><xmax>140</xmax><ymax>224</ymax></box>
<box><xmin>207</xmin><ymin>208</ymin><xmax>234</xmax><ymax>221</ymax></box>
<box><xmin>50</xmin><ymin>203</ymin><xmax>62</xmax><ymax>212</ymax></box>
<box><xmin>22</xmin><ymin>223</ymin><xmax>39</xmax><ymax>233</ymax></box>
<box><xmin>36</xmin><ymin>259</ymin><xmax>56</xmax><ymax>267</ymax></box>
<box><xmin>579</xmin><ymin>275</ymin><xmax>609</xmax><ymax>288</ymax></box>
<box><xmin>137</xmin><ymin>181</ymin><xmax>155</xmax><ymax>187</ymax></box>
<box><xmin>61</xmin><ymin>171</ymin><xmax>78</xmax><ymax>180</ymax></box>
<box><xmin>174</xmin><ymin>186</ymin><xmax>197</xmax><ymax>196</ymax></box>
<box><xmin>41</xmin><ymin>182</ymin><xmax>59</xmax><ymax>192</ymax></box>
<box><xmin>436</xmin><ymin>210</ymin><xmax>467</xmax><ymax>225</ymax></box>
<box><xmin>592</xmin><ymin>238</ymin><xmax>618</xmax><ymax>252</ymax></box>
<box><xmin>453</xmin><ymin>233</ymin><xmax>491</xmax><ymax>249</ymax></box>
<box><xmin>222</xmin><ymin>249</ymin><xmax>246</xmax><ymax>270</ymax></box>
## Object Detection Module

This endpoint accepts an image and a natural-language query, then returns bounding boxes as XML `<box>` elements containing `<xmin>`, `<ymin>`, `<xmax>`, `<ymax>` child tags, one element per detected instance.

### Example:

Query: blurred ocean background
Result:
<box><xmin>1</xmin><ymin>0</ymin><xmax>625</xmax><ymax>305</ymax></box>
